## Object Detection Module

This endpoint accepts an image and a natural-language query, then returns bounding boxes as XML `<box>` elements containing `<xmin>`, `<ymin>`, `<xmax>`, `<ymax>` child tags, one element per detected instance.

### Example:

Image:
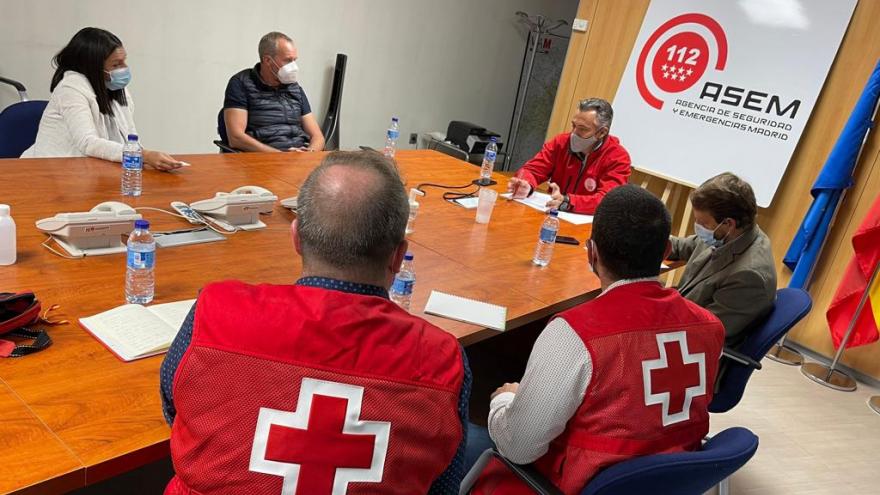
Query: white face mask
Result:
<box><xmin>272</xmin><ymin>59</ymin><xmax>299</xmax><ymax>84</ymax></box>
<box><xmin>570</xmin><ymin>132</ymin><xmax>599</xmax><ymax>154</ymax></box>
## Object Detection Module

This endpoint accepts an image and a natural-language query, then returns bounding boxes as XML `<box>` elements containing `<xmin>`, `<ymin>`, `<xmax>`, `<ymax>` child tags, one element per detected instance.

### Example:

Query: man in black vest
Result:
<box><xmin>223</xmin><ymin>31</ymin><xmax>325</xmax><ymax>152</ymax></box>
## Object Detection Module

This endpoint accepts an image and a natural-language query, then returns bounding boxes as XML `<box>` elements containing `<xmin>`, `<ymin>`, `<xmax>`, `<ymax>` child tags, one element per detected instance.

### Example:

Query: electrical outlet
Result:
<box><xmin>409</xmin><ymin>133</ymin><xmax>418</xmax><ymax>145</ymax></box>
<box><xmin>572</xmin><ymin>18</ymin><xmax>588</xmax><ymax>32</ymax></box>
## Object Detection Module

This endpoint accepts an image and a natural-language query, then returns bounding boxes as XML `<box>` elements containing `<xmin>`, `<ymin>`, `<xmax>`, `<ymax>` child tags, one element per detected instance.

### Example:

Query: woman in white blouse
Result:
<box><xmin>22</xmin><ymin>27</ymin><xmax>182</xmax><ymax>171</ymax></box>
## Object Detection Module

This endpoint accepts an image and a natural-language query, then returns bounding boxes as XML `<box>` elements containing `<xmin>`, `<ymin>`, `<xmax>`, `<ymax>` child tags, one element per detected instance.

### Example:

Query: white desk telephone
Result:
<box><xmin>35</xmin><ymin>201</ymin><xmax>142</xmax><ymax>256</ymax></box>
<box><xmin>189</xmin><ymin>185</ymin><xmax>277</xmax><ymax>230</ymax></box>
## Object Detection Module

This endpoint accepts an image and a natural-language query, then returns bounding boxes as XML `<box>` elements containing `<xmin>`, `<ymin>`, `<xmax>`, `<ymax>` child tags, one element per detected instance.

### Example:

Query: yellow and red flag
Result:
<box><xmin>826</xmin><ymin>193</ymin><xmax>880</xmax><ymax>349</ymax></box>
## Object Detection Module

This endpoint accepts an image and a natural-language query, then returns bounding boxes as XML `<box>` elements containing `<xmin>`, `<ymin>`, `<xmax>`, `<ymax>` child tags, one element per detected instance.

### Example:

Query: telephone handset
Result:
<box><xmin>35</xmin><ymin>201</ymin><xmax>143</xmax><ymax>256</ymax></box>
<box><xmin>36</xmin><ymin>201</ymin><xmax>141</xmax><ymax>233</ymax></box>
<box><xmin>189</xmin><ymin>185</ymin><xmax>278</xmax><ymax>229</ymax></box>
<box><xmin>229</xmin><ymin>185</ymin><xmax>275</xmax><ymax>197</ymax></box>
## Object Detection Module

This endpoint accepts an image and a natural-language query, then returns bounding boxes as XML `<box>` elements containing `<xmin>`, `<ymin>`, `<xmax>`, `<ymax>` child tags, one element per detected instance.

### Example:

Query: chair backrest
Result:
<box><xmin>709</xmin><ymin>287</ymin><xmax>812</xmax><ymax>413</ymax></box>
<box><xmin>321</xmin><ymin>53</ymin><xmax>347</xmax><ymax>151</ymax></box>
<box><xmin>0</xmin><ymin>100</ymin><xmax>48</xmax><ymax>158</ymax></box>
<box><xmin>581</xmin><ymin>427</ymin><xmax>759</xmax><ymax>495</ymax></box>
<box><xmin>217</xmin><ymin>109</ymin><xmax>229</xmax><ymax>144</ymax></box>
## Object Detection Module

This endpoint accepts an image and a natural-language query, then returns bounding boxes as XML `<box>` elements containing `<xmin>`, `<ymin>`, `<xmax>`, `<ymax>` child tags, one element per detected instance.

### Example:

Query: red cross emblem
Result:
<box><xmin>249</xmin><ymin>378</ymin><xmax>390</xmax><ymax>494</ymax></box>
<box><xmin>642</xmin><ymin>331</ymin><xmax>707</xmax><ymax>426</ymax></box>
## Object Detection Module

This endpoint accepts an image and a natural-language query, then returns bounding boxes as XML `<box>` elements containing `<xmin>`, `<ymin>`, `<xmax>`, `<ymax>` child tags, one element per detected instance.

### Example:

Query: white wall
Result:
<box><xmin>0</xmin><ymin>0</ymin><xmax>577</xmax><ymax>153</ymax></box>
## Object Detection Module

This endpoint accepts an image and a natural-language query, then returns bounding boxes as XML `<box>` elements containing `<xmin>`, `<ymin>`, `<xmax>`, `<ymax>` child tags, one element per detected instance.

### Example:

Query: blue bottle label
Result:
<box><xmin>539</xmin><ymin>227</ymin><xmax>557</xmax><ymax>243</ymax></box>
<box><xmin>391</xmin><ymin>278</ymin><xmax>414</xmax><ymax>296</ymax></box>
<box><xmin>123</xmin><ymin>153</ymin><xmax>143</xmax><ymax>171</ymax></box>
<box><xmin>387</xmin><ymin>129</ymin><xmax>400</xmax><ymax>140</ymax></box>
<box><xmin>127</xmin><ymin>250</ymin><xmax>155</xmax><ymax>269</ymax></box>
<box><xmin>485</xmin><ymin>150</ymin><xmax>497</xmax><ymax>162</ymax></box>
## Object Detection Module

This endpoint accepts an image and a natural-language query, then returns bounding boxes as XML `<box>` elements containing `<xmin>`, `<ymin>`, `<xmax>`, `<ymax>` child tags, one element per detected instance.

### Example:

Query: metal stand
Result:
<box><xmin>801</xmin><ymin>263</ymin><xmax>880</xmax><ymax>392</ymax></box>
<box><xmin>472</xmin><ymin>178</ymin><xmax>497</xmax><ymax>187</ymax></box>
<box><xmin>503</xmin><ymin>12</ymin><xmax>568</xmax><ymax>171</ymax></box>
<box><xmin>766</xmin><ymin>337</ymin><xmax>804</xmax><ymax>366</ymax></box>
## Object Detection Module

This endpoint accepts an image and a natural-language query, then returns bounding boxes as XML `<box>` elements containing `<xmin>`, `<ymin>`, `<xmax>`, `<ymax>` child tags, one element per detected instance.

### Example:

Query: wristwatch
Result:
<box><xmin>559</xmin><ymin>194</ymin><xmax>571</xmax><ymax>212</ymax></box>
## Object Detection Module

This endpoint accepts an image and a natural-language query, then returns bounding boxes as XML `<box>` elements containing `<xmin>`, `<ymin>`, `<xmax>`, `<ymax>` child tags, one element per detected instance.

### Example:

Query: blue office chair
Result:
<box><xmin>0</xmin><ymin>77</ymin><xmax>48</xmax><ymax>158</ymax></box>
<box><xmin>710</xmin><ymin>288</ymin><xmax>813</xmax><ymax>413</ymax></box>
<box><xmin>460</xmin><ymin>427</ymin><xmax>759</xmax><ymax>495</ymax></box>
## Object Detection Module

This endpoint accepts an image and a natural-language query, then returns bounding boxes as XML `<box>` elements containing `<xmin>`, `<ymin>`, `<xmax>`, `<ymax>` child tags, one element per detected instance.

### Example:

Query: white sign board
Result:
<box><xmin>612</xmin><ymin>0</ymin><xmax>856</xmax><ymax>206</ymax></box>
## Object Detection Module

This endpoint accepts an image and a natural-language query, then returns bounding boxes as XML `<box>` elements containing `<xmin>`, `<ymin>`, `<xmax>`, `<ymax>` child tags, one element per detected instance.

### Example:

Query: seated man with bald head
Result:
<box><xmin>160</xmin><ymin>151</ymin><xmax>470</xmax><ymax>494</ymax></box>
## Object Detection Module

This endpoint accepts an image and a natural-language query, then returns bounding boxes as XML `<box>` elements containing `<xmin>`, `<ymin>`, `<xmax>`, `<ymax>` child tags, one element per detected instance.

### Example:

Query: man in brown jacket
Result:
<box><xmin>669</xmin><ymin>173</ymin><xmax>777</xmax><ymax>347</ymax></box>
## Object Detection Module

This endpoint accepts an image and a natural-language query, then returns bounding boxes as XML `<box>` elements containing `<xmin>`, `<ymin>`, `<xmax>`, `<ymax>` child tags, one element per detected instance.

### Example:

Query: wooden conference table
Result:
<box><xmin>0</xmin><ymin>150</ymin><xmax>600</xmax><ymax>494</ymax></box>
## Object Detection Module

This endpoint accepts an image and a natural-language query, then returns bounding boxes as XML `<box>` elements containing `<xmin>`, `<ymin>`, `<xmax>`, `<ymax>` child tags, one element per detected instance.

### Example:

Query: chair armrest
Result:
<box><xmin>213</xmin><ymin>140</ymin><xmax>240</xmax><ymax>153</ymax></box>
<box><xmin>0</xmin><ymin>76</ymin><xmax>29</xmax><ymax>101</ymax></box>
<box><xmin>722</xmin><ymin>347</ymin><xmax>762</xmax><ymax>370</ymax></box>
<box><xmin>460</xmin><ymin>449</ymin><xmax>563</xmax><ymax>495</ymax></box>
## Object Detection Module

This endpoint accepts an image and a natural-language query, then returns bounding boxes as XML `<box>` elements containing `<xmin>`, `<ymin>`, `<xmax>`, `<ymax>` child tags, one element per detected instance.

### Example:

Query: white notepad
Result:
<box><xmin>424</xmin><ymin>291</ymin><xmax>507</xmax><ymax>331</ymax></box>
<box><xmin>79</xmin><ymin>299</ymin><xmax>196</xmax><ymax>362</ymax></box>
<box><xmin>501</xmin><ymin>192</ymin><xmax>594</xmax><ymax>225</ymax></box>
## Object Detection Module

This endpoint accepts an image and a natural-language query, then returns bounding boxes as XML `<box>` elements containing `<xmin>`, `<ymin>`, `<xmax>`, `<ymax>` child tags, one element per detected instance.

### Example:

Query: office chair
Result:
<box><xmin>710</xmin><ymin>288</ymin><xmax>813</xmax><ymax>413</ymax></box>
<box><xmin>0</xmin><ymin>77</ymin><xmax>48</xmax><ymax>158</ymax></box>
<box><xmin>320</xmin><ymin>53</ymin><xmax>347</xmax><ymax>151</ymax></box>
<box><xmin>460</xmin><ymin>427</ymin><xmax>759</xmax><ymax>495</ymax></box>
<box><xmin>213</xmin><ymin>109</ymin><xmax>239</xmax><ymax>153</ymax></box>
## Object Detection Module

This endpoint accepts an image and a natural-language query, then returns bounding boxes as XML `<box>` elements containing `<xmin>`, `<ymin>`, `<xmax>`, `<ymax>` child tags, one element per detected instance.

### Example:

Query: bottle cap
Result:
<box><xmin>134</xmin><ymin>219</ymin><xmax>150</xmax><ymax>229</ymax></box>
<box><xmin>0</xmin><ymin>204</ymin><xmax>9</xmax><ymax>216</ymax></box>
<box><xmin>404</xmin><ymin>252</ymin><xmax>414</xmax><ymax>260</ymax></box>
<box><xmin>391</xmin><ymin>117</ymin><xmax>399</xmax><ymax>122</ymax></box>
<box><xmin>127</xmin><ymin>134</ymin><xmax>139</xmax><ymax>141</ymax></box>
<box><xmin>490</xmin><ymin>136</ymin><xmax>497</xmax><ymax>142</ymax></box>
<box><xmin>409</xmin><ymin>188</ymin><xmax>425</xmax><ymax>204</ymax></box>
<box><xmin>548</xmin><ymin>209</ymin><xmax>559</xmax><ymax>217</ymax></box>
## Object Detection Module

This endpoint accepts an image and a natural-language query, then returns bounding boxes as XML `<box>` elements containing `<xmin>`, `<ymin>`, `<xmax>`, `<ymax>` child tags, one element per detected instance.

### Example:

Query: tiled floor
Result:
<box><xmin>709</xmin><ymin>358</ymin><xmax>880</xmax><ymax>494</ymax></box>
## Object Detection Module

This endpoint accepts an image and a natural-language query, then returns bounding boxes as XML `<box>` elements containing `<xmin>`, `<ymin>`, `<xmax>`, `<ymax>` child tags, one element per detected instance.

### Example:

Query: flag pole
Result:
<box><xmin>801</xmin><ymin>261</ymin><xmax>880</xmax><ymax>392</ymax></box>
<box><xmin>779</xmin><ymin>91</ymin><xmax>880</xmax><ymax>367</ymax></box>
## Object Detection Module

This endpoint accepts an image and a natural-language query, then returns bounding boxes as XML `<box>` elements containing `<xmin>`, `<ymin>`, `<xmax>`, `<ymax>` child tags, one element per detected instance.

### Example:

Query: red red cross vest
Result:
<box><xmin>165</xmin><ymin>281</ymin><xmax>465</xmax><ymax>495</ymax></box>
<box><xmin>474</xmin><ymin>281</ymin><xmax>724</xmax><ymax>494</ymax></box>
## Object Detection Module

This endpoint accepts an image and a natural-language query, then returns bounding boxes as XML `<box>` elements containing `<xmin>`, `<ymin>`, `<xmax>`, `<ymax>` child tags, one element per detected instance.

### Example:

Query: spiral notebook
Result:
<box><xmin>424</xmin><ymin>291</ymin><xmax>507</xmax><ymax>331</ymax></box>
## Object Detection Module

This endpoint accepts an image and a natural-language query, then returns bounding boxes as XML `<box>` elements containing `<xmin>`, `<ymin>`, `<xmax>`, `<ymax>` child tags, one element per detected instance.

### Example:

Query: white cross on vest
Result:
<box><xmin>249</xmin><ymin>378</ymin><xmax>391</xmax><ymax>495</ymax></box>
<box><xmin>641</xmin><ymin>331</ymin><xmax>707</xmax><ymax>426</ymax></box>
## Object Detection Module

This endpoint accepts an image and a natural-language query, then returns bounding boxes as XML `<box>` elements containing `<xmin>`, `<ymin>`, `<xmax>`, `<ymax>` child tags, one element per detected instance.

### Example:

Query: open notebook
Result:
<box><xmin>79</xmin><ymin>299</ymin><xmax>196</xmax><ymax>362</ymax></box>
<box><xmin>424</xmin><ymin>291</ymin><xmax>507</xmax><ymax>331</ymax></box>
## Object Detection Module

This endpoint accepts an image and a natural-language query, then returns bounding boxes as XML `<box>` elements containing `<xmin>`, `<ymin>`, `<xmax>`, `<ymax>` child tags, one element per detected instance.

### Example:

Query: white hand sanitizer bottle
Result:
<box><xmin>0</xmin><ymin>204</ymin><xmax>16</xmax><ymax>265</ymax></box>
<box><xmin>406</xmin><ymin>188</ymin><xmax>425</xmax><ymax>235</ymax></box>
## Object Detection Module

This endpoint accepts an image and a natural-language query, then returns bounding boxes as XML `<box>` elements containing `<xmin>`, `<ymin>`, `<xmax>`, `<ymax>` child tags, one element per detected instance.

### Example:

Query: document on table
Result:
<box><xmin>424</xmin><ymin>291</ymin><xmax>507</xmax><ymax>331</ymax></box>
<box><xmin>501</xmin><ymin>192</ymin><xmax>593</xmax><ymax>225</ymax></box>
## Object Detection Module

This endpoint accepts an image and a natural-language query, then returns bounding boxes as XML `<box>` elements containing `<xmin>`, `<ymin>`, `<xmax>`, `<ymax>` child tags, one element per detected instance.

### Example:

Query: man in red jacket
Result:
<box><xmin>508</xmin><ymin>98</ymin><xmax>631</xmax><ymax>214</ymax></box>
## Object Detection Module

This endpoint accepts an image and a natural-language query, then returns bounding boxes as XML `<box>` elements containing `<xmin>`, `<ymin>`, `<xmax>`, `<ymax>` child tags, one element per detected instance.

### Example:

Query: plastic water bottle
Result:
<box><xmin>0</xmin><ymin>204</ymin><xmax>16</xmax><ymax>266</ymax></box>
<box><xmin>390</xmin><ymin>253</ymin><xmax>415</xmax><ymax>311</ymax></box>
<box><xmin>480</xmin><ymin>137</ymin><xmax>498</xmax><ymax>184</ymax></box>
<box><xmin>122</xmin><ymin>134</ymin><xmax>143</xmax><ymax>197</ymax></box>
<box><xmin>383</xmin><ymin>117</ymin><xmax>400</xmax><ymax>158</ymax></box>
<box><xmin>125</xmin><ymin>220</ymin><xmax>155</xmax><ymax>304</ymax></box>
<box><xmin>406</xmin><ymin>188</ymin><xmax>425</xmax><ymax>235</ymax></box>
<box><xmin>532</xmin><ymin>210</ymin><xmax>559</xmax><ymax>267</ymax></box>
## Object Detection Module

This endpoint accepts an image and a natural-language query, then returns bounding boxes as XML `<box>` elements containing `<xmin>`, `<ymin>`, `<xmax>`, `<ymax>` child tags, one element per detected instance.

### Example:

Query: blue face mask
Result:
<box><xmin>104</xmin><ymin>67</ymin><xmax>131</xmax><ymax>91</ymax></box>
<box><xmin>694</xmin><ymin>221</ymin><xmax>723</xmax><ymax>248</ymax></box>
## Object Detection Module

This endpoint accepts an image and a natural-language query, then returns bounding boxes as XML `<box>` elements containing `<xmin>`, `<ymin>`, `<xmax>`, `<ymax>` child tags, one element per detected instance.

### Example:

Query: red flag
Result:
<box><xmin>826</xmin><ymin>193</ymin><xmax>880</xmax><ymax>349</ymax></box>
